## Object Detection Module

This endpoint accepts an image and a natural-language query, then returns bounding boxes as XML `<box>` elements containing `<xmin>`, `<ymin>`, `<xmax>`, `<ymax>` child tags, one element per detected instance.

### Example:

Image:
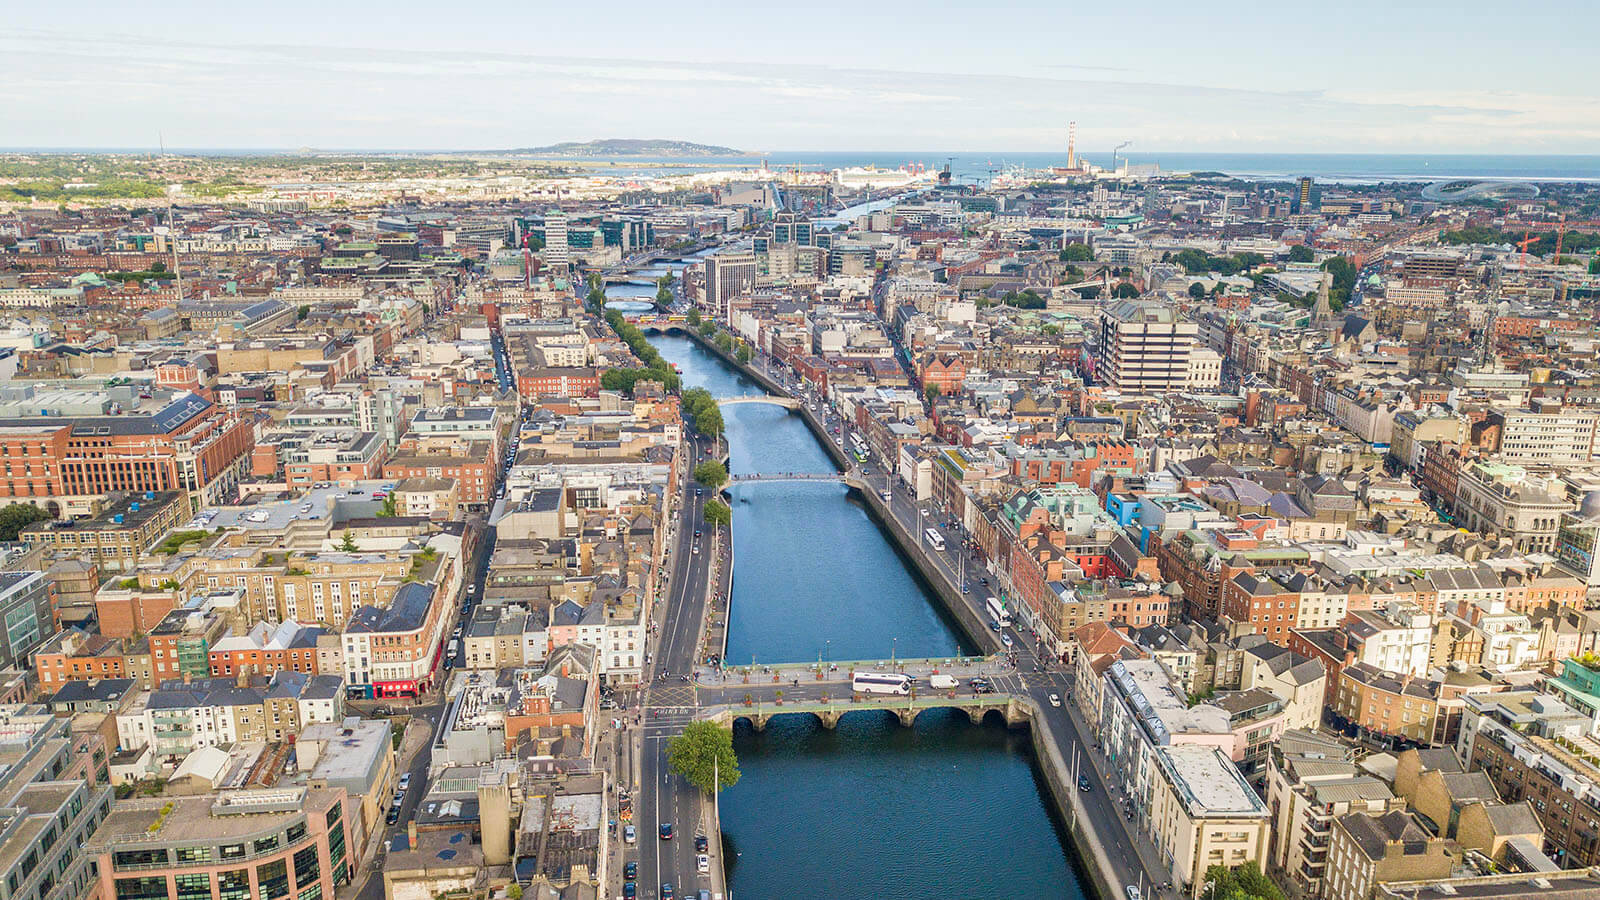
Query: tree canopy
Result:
<box><xmin>1173</xmin><ymin>248</ymin><xmax>1268</xmax><ymax>277</ymax></box>
<box><xmin>693</xmin><ymin>460</ymin><xmax>728</xmax><ymax>489</ymax></box>
<box><xmin>1188</xmin><ymin>282</ymin><xmax>1206</xmax><ymax>299</ymax></box>
<box><xmin>1111</xmin><ymin>282</ymin><xmax>1140</xmax><ymax>299</ymax></box>
<box><xmin>0</xmin><ymin>504</ymin><xmax>50</xmax><ymax>542</ymax></box>
<box><xmin>602</xmin><ymin>310</ymin><xmax>680</xmax><ymax>394</ymax></box>
<box><xmin>1202</xmin><ymin>862</ymin><xmax>1284</xmax><ymax>900</ymax></box>
<box><xmin>681</xmin><ymin>388</ymin><xmax>724</xmax><ymax>438</ymax></box>
<box><xmin>1059</xmin><ymin>243</ymin><xmax>1094</xmax><ymax>262</ymax></box>
<box><xmin>702</xmin><ymin>499</ymin><xmax>732</xmax><ymax>529</ymax></box>
<box><xmin>1287</xmin><ymin>244</ymin><xmax>1315</xmax><ymax>263</ymax></box>
<box><xmin>666</xmin><ymin>720</ymin><xmax>740</xmax><ymax>795</ymax></box>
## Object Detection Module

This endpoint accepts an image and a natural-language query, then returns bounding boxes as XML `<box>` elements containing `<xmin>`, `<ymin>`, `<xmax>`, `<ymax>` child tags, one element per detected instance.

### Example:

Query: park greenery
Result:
<box><xmin>702</xmin><ymin>499</ymin><xmax>732</xmax><ymax>529</ymax></box>
<box><xmin>1441</xmin><ymin>226</ymin><xmax>1600</xmax><ymax>257</ymax></box>
<box><xmin>0</xmin><ymin>504</ymin><xmax>51</xmax><ymax>542</ymax></box>
<box><xmin>680</xmin><ymin>387</ymin><xmax>725</xmax><ymax>438</ymax></box>
<box><xmin>1286</xmin><ymin>244</ymin><xmax>1316</xmax><ymax>263</ymax></box>
<box><xmin>1173</xmin><ymin>248</ymin><xmax>1269</xmax><ymax>277</ymax></box>
<box><xmin>1058</xmin><ymin>242</ymin><xmax>1093</xmax><ymax>262</ymax></box>
<box><xmin>693</xmin><ymin>460</ymin><xmax>728</xmax><ymax>489</ymax></box>
<box><xmin>665</xmin><ymin>720</ymin><xmax>741</xmax><ymax>795</ymax></box>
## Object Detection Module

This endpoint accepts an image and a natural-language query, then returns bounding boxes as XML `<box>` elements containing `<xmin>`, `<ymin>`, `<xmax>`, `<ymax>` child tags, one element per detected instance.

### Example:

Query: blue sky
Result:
<box><xmin>5</xmin><ymin>0</ymin><xmax>1597</xmax><ymax>153</ymax></box>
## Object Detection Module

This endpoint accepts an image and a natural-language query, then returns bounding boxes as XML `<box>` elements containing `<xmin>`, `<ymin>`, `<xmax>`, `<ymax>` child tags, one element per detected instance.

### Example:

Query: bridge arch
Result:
<box><xmin>713</xmin><ymin>396</ymin><xmax>799</xmax><ymax>410</ymax></box>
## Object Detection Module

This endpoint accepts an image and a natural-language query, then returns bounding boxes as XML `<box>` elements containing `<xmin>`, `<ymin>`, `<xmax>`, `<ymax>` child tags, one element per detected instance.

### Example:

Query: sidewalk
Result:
<box><xmin>697</xmin><ymin>527</ymin><xmax>733</xmax><ymax>666</ymax></box>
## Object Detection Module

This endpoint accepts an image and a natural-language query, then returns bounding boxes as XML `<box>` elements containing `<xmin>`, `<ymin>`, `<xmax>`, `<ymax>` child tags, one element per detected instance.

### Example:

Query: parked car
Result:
<box><xmin>695</xmin><ymin>834</ymin><xmax>709</xmax><ymax>853</ymax></box>
<box><xmin>622</xmin><ymin>883</ymin><xmax>635</xmax><ymax>899</ymax></box>
<box><xmin>398</xmin><ymin>773</ymin><xmax>411</xmax><ymax>790</ymax></box>
<box><xmin>623</xmin><ymin>824</ymin><xmax>636</xmax><ymax>843</ymax></box>
<box><xmin>696</xmin><ymin>854</ymin><xmax>710</xmax><ymax>874</ymax></box>
<box><xmin>624</xmin><ymin>862</ymin><xmax>637</xmax><ymax>880</ymax></box>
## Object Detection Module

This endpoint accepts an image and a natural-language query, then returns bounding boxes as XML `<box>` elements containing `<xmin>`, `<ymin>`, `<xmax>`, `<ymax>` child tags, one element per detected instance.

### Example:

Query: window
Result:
<box><xmin>115</xmin><ymin>877</ymin><xmax>169</xmax><ymax>900</ymax></box>
<box><xmin>175</xmin><ymin>847</ymin><xmax>211</xmax><ymax>864</ymax></box>
<box><xmin>218</xmin><ymin>869</ymin><xmax>251</xmax><ymax>900</ymax></box>
<box><xmin>254</xmin><ymin>836</ymin><xmax>279</xmax><ymax>855</ymax></box>
<box><xmin>219</xmin><ymin>843</ymin><xmax>246</xmax><ymax>861</ymax></box>
<box><xmin>113</xmin><ymin>849</ymin><xmax>168</xmax><ymax>870</ymax></box>
<box><xmin>257</xmin><ymin>859</ymin><xmax>290</xmax><ymax>899</ymax></box>
<box><xmin>176</xmin><ymin>873</ymin><xmax>211</xmax><ymax>900</ymax></box>
<box><xmin>286</xmin><ymin>821</ymin><xmax>307</xmax><ymax>844</ymax></box>
<box><xmin>293</xmin><ymin>845</ymin><xmax>319</xmax><ymax>885</ymax></box>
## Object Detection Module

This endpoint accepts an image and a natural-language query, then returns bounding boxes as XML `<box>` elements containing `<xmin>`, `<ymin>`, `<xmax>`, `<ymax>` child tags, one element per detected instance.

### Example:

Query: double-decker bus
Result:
<box><xmin>852</xmin><ymin>672</ymin><xmax>913</xmax><ymax>695</ymax></box>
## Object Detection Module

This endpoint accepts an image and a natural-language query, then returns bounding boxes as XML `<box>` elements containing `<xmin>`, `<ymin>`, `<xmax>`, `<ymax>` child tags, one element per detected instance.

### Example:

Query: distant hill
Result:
<box><xmin>496</xmin><ymin>139</ymin><xmax>746</xmax><ymax>158</ymax></box>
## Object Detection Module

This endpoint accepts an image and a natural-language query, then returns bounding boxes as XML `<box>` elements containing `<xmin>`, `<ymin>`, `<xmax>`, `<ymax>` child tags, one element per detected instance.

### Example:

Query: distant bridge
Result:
<box><xmin>725</xmin><ymin>472</ymin><xmax>846</xmax><ymax>486</ymax></box>
<box><xmin>713</xmin><ymin>395</ymin><xmax>799</xmax><ymax>410</ymax></box>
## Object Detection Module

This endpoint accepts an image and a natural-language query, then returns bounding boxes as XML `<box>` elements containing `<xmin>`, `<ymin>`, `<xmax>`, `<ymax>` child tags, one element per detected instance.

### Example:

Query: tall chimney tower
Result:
<box><xmin>1067</xmin><ymin>121</ymin><xmax>1078</xmax><ymax>170</ymax></box>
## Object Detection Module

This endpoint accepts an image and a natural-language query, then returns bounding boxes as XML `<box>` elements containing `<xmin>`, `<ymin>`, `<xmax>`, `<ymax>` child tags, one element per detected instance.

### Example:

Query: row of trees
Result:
<box><xmin>601</xmin><ymin>309</ymin><xmax>682</xmax><ymax>395</ymax></box>
<box><xmin>681</xmin><ymin>387</ymin><xmax>725</xmax><ymax>439</ymax></box>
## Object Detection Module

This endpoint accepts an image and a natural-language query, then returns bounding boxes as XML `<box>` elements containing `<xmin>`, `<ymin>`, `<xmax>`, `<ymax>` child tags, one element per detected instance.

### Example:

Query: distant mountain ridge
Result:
<box><xmin>498</xmin><ymin>139</ymin><xmax>746</xmax><ymax>157</ymax></box>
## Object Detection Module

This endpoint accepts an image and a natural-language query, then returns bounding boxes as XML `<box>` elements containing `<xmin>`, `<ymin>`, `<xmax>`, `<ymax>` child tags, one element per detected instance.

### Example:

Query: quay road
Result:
<box><xmin>634</xmin><ymin>426</ymin><xmax>727</xmax><ymax>900</ymax></box>
<box><xmin>744</xmin><ymin>357</ymin><xmax>1176</xmax><ymax>900</ymax></box>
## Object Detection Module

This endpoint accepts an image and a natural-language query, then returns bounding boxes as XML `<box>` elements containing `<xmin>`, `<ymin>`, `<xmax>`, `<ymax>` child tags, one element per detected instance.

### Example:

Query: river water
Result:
<box><xmin>650</xmin><ymin>334</ymin><xmax>1086</xmax><ymax>900</ymax></box>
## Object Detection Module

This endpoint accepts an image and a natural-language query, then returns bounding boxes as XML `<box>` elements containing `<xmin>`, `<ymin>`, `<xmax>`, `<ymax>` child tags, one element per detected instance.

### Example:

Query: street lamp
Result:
<box><xmin>891</xmin><ymin>637</ymin><xmax>898</xmax><ymax>672</ymax></box>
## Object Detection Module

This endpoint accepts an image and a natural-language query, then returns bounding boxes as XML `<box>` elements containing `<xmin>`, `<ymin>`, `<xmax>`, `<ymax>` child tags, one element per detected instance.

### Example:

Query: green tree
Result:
<box><xmin>1202</xmin><ymin>861</ymin><xmax>1284</xmax><ymax>900</ymax></box>
<box><xmin>0</xmin><ymin>504</ymin><xmax>50</xmax><ymax>541</ymax></box>
<box><xmin>1188</xmin><ymin>282</ymin><xmax>1206</xmax><ymax>300</ymax></box>
<box><xmin>702</xmin><ymin>499</ymin><xmax>732</xmax><ymax>529</ymax></box>
<box><xmin>924</xmin><ymin>383</ymin><xmax>941</xmax><ymax>405</ymax></box>
<box><xmin>1589</xmin><ymin>257</ymin><xmax>1600</xmax><ymax>275</ymax></box>
<box><xmin>735</xmin><ymin>343</ymin><xmax>752</xmax><ymax>364</ymax></box>
<box><xmin>698</xmin><ymin>320</ymin><xmax>716</xmax><ymax>337</ymax></box>
<box><xmin>1059</xmin><ymin>243</ymin><xmax>1093</xmax><ymax>262</ymax></box>
<box><xmin>1111</xmin><ymin>282</ymin><xmax>1140</xmax><ymax>299</ymax></box>
<box><xmin>666</xmin><ymin>720</ymin><xmax>741</xmax><ymax>795</ymax></box>
<box><xmin>297</xmin><ymin>305</ymin><xmax>310</xmax><ymax>321</ymax></box>
<box><xmin>377</xmin><ymin>495</ymin><xmax>398</xmax><ymax>518</ymax></box>
<box><xmin>339</xmin><ymin>531</ymin><xmax>359</xmax><ymax>553</ymax></box>
<box><xmin>693</xmin><ymin>460</ymin><xmax>728</xmax><ymax>489</ymax></box>
<box><xmin>686</xmin><ymin>307</ymin><xmax>701</xmax><ymax>326</ymax></box>
<box><xmin>1287</xmin><ymin>244</ymin><xmax>1315</xmax><ymax>263</ymax></box>
<box><xmin>713</xmin><ymin>332</ymin><xmax>734</xmax><ymax>353</ymax></box>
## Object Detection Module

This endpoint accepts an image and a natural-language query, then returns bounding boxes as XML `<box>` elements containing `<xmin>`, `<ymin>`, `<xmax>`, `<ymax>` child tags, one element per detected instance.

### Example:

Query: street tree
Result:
<box><xmin>924</xmin><ymin>383</ymin><xmax>941</xmax><ymax>406</ymax></box>
<box><xmin>1188</xmin><ymin>282</ymin><xmax>1206</xmax><ymax>300</ymax></box>
<box><xmin>694</xmin><ymin>460</ymin><xmax>728</xmax><ymax>489</ymax></box>
<box><xmin>1201</xmin><ymin>861</ymin><xmax>1283</xmax><ymax>900</ymax></box>
<box><xmin>686</xmin><ymin>307</ymin><xmax>701</xmax><ymax>326</ymax></box>
<box><xmin>735</xmin><ymin>343</ymin><xmax>752</xmax><ymax>364</ymax></box>
<box><xmin>702</xmin><ymin>499</ymin><xmax>732</xmax><ymax>529</ymax></box>
<box><xmin>666</xmin><ymin>720</ymin><xmax>740</xmax><ymax>795</ymax></box>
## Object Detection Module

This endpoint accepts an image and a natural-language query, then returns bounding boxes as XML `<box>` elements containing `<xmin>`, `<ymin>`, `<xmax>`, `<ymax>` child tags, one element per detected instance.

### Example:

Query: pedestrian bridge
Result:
<box><xmin>725</xmin><ymin>472</ymin><xmax>845</xmax><ymax>485</ymax></box>
<box><xmin>714</xmin><ymin>395</ymin><xmax>800</xmax><ymax>410</ymax></box>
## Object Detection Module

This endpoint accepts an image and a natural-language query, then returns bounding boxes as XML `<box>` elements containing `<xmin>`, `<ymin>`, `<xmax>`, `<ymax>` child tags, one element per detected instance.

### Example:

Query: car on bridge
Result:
<box><xmin>659</xmin><ymin>823</ymin><xmax>674</xmax><ymax>840</ymax></box>
<box><xmin>1078</xmin><ymin>775</ymin><xmax>1092</xmax><ymax>792</ymax></box>
<box><xmin>695</xmin><ymin>834</ymin><xmax>708</xmax><ymax>852</ymax></box>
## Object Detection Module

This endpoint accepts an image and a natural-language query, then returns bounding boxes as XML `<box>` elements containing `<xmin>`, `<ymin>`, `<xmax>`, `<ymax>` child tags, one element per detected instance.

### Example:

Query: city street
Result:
<box><xmin>635</xmin><ymin>429</ymin><xmax>726</xmax><ymax>900</ymax></box>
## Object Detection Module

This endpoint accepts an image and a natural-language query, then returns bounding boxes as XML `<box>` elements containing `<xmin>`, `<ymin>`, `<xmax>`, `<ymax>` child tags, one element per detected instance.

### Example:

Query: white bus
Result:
<box><xmin>925</xmin><ymin>529</ymin><xmax>946</xmax><ymax>552</ymax></box>
<box><xmin>852</xmin><ymin>672</ymin><xmax>912</xmax><ymax>695</ymax></box>
<box><xmin>986</xmin><ymin>596</ymin><xmax>1011</xmax><ymax>627</ymax></box>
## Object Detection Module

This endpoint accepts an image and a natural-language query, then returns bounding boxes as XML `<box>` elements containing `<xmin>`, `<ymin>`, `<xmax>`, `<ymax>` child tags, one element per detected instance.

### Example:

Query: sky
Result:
<box><xmin>4</xmin><ymin>0</ymin><xmax>1599</xmax><ymax>154</ymax></box>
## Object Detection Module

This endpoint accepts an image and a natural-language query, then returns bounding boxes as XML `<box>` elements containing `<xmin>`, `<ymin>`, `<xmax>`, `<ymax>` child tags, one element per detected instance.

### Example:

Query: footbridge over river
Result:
<box><xmin>713</xmin><ymin>395</ymin><xmax>800</xmax><ymax>409</ymax></box>
<box><xmin>725</xmin><ymin>472</ymin><xmax>848</xmax><ymax>486</ymax></box>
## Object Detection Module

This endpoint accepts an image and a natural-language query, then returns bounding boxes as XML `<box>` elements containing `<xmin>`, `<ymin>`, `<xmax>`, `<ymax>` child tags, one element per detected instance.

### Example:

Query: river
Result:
<box><xmin>650</xmin><ymin>334</ymin><xmax>1087</xmax><ymax>900</ymax></box>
